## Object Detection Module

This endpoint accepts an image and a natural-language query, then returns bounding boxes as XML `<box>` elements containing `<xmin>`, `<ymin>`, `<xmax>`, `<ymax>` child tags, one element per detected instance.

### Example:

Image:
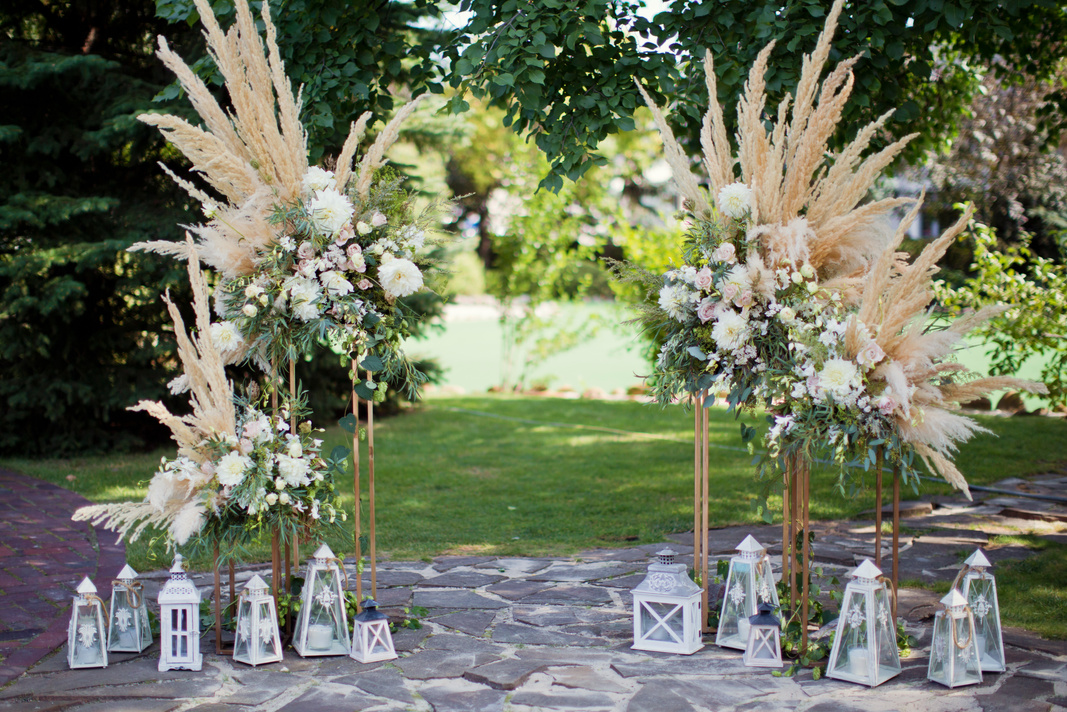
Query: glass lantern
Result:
<box><xmin>826</xmin><ymin>559</ymin><xmax>901</xmax><ymax>687</ymax></box>
<box><xmin>67</xmin><ymin>577</ymin><xmax>108</xmax><ymax>669</ymax></box>
<box><xmin>631</xmin><ymin>548</ymin><xmax>704</xmax><ymax>655</ymax></box>
<box><xmin>955</xmin><ymin>548</ymin><xmax>1005</xmax><ymax>673</ymax></box>
<box><xmin>716</xmin><ymin>535</ymin><xmax>779</xmax><ymax>651</ymax></box>
<box><xmin>928</xmin><ymin>589</ymin><xmax>983</xmax><ymax>688</ymax></box>
<box><xmin>292</xmin><ymin>544</ymin><xmax>350</xmax><ymax>657</ymax></box>
<box><xmin>107</xmin><ymin>564</ymin><xmax>151</xmax><ymax>653</ymax></box>
<box><xmin>743</xmin><ymin>601</ymin><xmax>783</xmax><ymax>668</ymax></box>
<box><xmin>350</xmin><ymin>599</ymin><xmax>397</xmax><ymax>663</ymax></box>
<box><xmin>157</xmin><ymin>554</ymin><xmax>203</xmax><ymax>672</ymax></box>
<box><xmin>233</xmin><ymin>574</ymin><xmax>282</xmax><ymax>667</ymax></box>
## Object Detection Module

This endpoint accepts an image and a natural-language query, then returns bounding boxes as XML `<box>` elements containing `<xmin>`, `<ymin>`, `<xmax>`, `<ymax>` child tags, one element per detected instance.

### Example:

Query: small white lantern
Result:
<box><xmin>292</xmin><ymin>544</ymin><xmax>350</xmax><ymax>657</ymax></box>
<box><xmin>350</xmin><ymin>599</ymin><xmax>397</xmax><ymax>663</ymax></box>
<box><xmin>157</xmin><ymin>554</ymin><xmax>203</xmax><ymax>672</ymax></box>
<box><xmin>631</xmin><ymin>548</ymin><xmax>704</xmax><ymax>655</ymax></box>
<box><xmin>716</xmin><ymin>535</ymin><xmax>779</xmax><ymax>650</ymax></box>
<box><xmin>743</xmin><ymin>601</ymin><xmax>783</xmax><ymax>668</ymax></box>
<box><xmin>954</xmin><ymin>549</ymin><xmax>1005</xmax><ymax>673</ymax></box>
<box><xmin>107</xmin><ymin>564</ymin><xmax>151</xmax><ymax>653</ymax></box>
<box><xmin>233</xmin><ymin>574</ymin><xmax>282</xmax><ymax>667</ymax></box>
<box><xmin>928</xmin><ymin>589</ymin><xmax>983</xmax><ymax>688</ymax></box>
<box><xmin>826</xmin><ymin>559</ymin><xmax>901</xmax><ymax>687</ymax></box>
<box><xmin>67</xmin><ymin>577</ymin><xmax>108</xmax><ymax>669</ymax></box>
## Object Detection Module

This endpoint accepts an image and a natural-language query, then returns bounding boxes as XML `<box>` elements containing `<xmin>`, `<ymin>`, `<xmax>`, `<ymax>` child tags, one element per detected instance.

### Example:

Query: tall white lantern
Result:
<box><xmin>716</xmin><ymin>535</ymin><xmax>779</xmax><ymax>650</ymax></box>
<box><xmin>954</xmin><ymin>549</ymin><xmax>1005</xmax><ymax>673</ymax></box>
<box><xmin>350</xmin><ymin>599</ymin><xmax>398</xmax><ymax>663</ymax></box>
<box><xmin>233</xmin><ymin>574</ymin><xmax>282</xmax><ymax>667</ymax></box>
<box><xmin>157</xmin><ymin>554</ymin><xmax>203</xmax><ymax>672</ymax></box>
<box><xmin>631</xmin><ymin>548</ymin><xmax>704</xmax><ymax>655</ymax></box>
<box><xmin>67</xmin><ymin>577</ymin><xmax>108</xmax><ymax>669</ymax></box>
<box><xmin>292</xmin><ymin>544</ymin><xmax>350</xmax><ymax>657</ymax></box>
<box><xmin>928</xmin><ymin>589</ymin><xmax>983</xmax><ymax>688</ymax></box>
<box><xmin>826</xmin><ymin>559</ymin><xmax>901</xmax><ymax>687</ymax></box>
<box><xmin>107</xmin><ymin>564</ymin><xmax>151</xmax><ymax>653</ymax></box>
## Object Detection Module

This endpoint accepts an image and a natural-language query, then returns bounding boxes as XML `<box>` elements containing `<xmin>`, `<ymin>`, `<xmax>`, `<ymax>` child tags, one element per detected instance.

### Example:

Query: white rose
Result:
<box><xmin>242</xmin><ymin>303</ymin><xmax>258</xmax><ymax>317</ymax></box>
<box><xmin>716</xmin><ymin>182</ymin><xmax>754</xmax><ymax>220</ymax></box>
<box><xmin>287</xmin><ymin>440</ymin><xmax>303</xmax><ymax>458</ymax></box>
<box><xmin>356</xmin><ymin>221</ymin><xmax>373</xmax><ymax>236</ymax></box>
<box><xmin>319</xmin><ymin>270</ymin><xmax>354</xmax><ymax>297</ymax></box>
<box><xmin>302</xmin><ymin>166</ymin><xmax>336</xmax><ymax>194</ymax></box>
<box><xmin>378</xmin><ymin>257</ymin><xmax>424</xmax><ymax>298</ymax></box>
<box><xmin>279</xmin><ymin>492</ymin><xmax>291</xmax><ymax>505</ymax></box>
<box><xmin>778</xmin><ymin>307</ymin><xmax>796</xmax><ymax>323</ymax></box>
<box><xmin>216</xmin><ymin>452</ymin><xmax>252</xmax><ymax>487</ymax></box>
<box><xmin>307</xmin><ymin>188</ymin><xmax>354</xmax><ymax>236</ymax></box>
<box><xmin>265</xmin><ymin>493</ymin><xmax>278</xmax><ymax>505</ymax></box>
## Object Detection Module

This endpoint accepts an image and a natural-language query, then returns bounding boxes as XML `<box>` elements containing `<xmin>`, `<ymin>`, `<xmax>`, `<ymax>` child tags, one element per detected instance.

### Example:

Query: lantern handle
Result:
<box><xmin>950</xmin><ymin>608</ymin><xmax>975</xmax><ymax>651</ymax></box>
<box><xmin>876</xmin><ymin>575</ymin><xmax>896</xmax><ymax>624</ymax></box>
<box><xmin>82</xmin><ymin>593</ymin><xmax>107</xmax><ymax>611</ymax></box>
<box><xmin>112</xmin><ymin>579</ymin><xmax>144</xmax><ymax>609</ymax></box>
<box><xmin>949</xmin><ymin>564</ymin><xmax>973</xmax><ymax>593</ymax></box>
<box><xmin>328</xmin><ymin>557</ymin><xmax>349</xmax><ymax>591</ymax></box>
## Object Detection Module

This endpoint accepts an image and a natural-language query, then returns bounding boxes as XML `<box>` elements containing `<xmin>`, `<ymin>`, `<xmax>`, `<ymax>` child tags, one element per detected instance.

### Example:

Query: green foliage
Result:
<box><xmin>155</xmin><ymin>0</ymin><xmax>449</xmax><ymax>160</ymax></box>
<box><xmin>938</xmin><ymin>219</ymin><xmax>1067</xmax><ymax>408</ymax></box>
<box><xmin>0</xmin><ymin>2</ymin><xmax>199</xmax><ymax>455</ymax></box>
<box><xmin>445</xmin><ymin>0</ymin><xmax>1067</xmax><ymax>190</ymax></box>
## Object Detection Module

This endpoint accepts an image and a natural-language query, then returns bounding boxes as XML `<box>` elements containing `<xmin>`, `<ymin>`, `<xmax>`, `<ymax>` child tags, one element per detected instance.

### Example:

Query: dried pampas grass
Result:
<box><xmin>73</xmin><ymin>239</ymin><xmax>235</xmax><ymax>544</ymax></box>
<box><xmin>638</xmin><ymin>0</ymin><xmax>914</xmax><ymax>282</ymax></box>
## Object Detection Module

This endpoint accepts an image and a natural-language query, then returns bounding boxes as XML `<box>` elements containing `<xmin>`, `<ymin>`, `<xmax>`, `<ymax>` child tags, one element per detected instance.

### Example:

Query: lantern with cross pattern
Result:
<box><xmin>631</xmin><ymin>548</ymin><xmax>704</xmax><ymax>655</ymax></box>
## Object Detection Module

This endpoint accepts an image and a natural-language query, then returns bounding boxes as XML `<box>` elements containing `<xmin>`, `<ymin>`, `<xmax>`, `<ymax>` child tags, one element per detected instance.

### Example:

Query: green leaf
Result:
<box><xmin>354</xmin><ymin>381</ymin><xmax>374</xmax><ymax>401</ymax></box>
<box><xmin>330</xmin><ymin>445</ymin><xmax>350</xmax><ymax>462</ymax></box>
<box><xmin>360</xmin><ymin>353</ymin><xmax>384</xmax><ymax>373</ymax></box>
<box><xmin>338</xmin><ymin>413</ymin><xmax>358</xmax><ymax>434</ymax></box>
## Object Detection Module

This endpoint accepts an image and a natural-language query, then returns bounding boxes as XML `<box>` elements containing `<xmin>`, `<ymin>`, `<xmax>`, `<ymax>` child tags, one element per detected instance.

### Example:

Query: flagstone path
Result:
<box><xmin>0</xmin><ymin>470</ymin><xmax>1065</xmax><ymax>711</ymax></box>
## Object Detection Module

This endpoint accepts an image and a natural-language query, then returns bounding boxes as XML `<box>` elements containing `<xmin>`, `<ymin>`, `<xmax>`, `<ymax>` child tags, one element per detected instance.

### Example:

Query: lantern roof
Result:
<box><xmin>159</xmin><ymin>557</ymin><xmax>200</xmax><ymax>604</ymax></box>
<box><xmin>750</xmin><ymin>601</ymin><xmax>780</xmax><ymax>628</ymax></box>
<box><xmin>354</xmin><ymin>599</ymin><xmax>388</xmax><ymax>622</ymax></box>
<box><xmin>940</xmin><ymin>589</ymin><xmax>968</xmax><ymax>609</ymax></box>
<box><xmin>76</xmin><ymin>576</ymin><xmax>97</xmax><ymax>595</ymax></box>
<box><xmin>736</xmin><ymin>535</ymin><xmax>765</xmax><ymax>554</ymax></box>
<box><xmin>964</xmin><ymin>549</ymin><xmax>992</xmax><ymax>569</ymax></box>
<box><xmin>244</xmin><ymin>574</ymin><xmax>269</xmax><ymax>595</ymax></box>
<box><xmin>632</xmin><ymin>561</ymin><xmax>702</xmax><ymax>599</ymax></box>
<box><xmin>655</xmin><ymin>549</ymin><xmax>677</xmax><ymax>565</ymax></box>
<box><xmin>850</xmin><ymin>559</ymin><xmax>883</xmax><ymax>581</ymax></box>
<box><xmin>117</xmin><ymin>564</ymin><xmax>138</xmax><ymax>581</ymax></box>
<box><xmin>170</xmin><ymin>553</ymin><xmax>186</xmax><ymax>575</ymax></box>
<box><xmin>313</xmin><ymin>543</ymin><xmax>335</xmax><ymax>561</ymax></box>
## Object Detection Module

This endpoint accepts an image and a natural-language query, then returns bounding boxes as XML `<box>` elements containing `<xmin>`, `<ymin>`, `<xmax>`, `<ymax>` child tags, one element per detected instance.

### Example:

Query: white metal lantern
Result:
<box><xmin>350</xmin><ymin>599</ymin><xmax>397</xmax><ymax>663</ymax></box>
<box><xmin>826</xmin><ymin>559</ymin><xmax>901</xmax><ymax>687</ymax></box>
<box><xmin>743</xmin><ymin>601</ymin><xmax>783</xmax><ymax>668</ymax></box>
<box><xmin>157</xmin><ymin>554</ymin><xmax>202</xmax><ymax>672</ymax></box>
<box><xmin>928</xmin><ymin>589</ymin><xmax>983</xmax><ymax>688</ymax></box>
<box><xmin>631</xmin><ymin>548</ymin><xmax>704</xmax><ymax>655</ymax></box>
<box><xmin>716</xmin><ymin>535</ymin><xmax>779</xmax><ymax>650</ymax></box>
<box><xmin>292</xmin><ymin>544</ymin><xmax>350</xmax><ymax>657</ymax></box>
<box><xmin>67</xmin><ymin>577</ymin><xmax>108</xmax><ymax>669</ymax></box>
<box><xmin>107</xmin><ymin>564</ymin><xmax>151</xmax><ymax>653</ymax></box>
<box><xmin>954</xmin><ymin>549</ymin><xmax>1005</xmax><ymax>673</ymax></box>
<box><xmin>233</xmin><ymin>574</ymin><xmax>282</xmax><ymax>667</ymax></box>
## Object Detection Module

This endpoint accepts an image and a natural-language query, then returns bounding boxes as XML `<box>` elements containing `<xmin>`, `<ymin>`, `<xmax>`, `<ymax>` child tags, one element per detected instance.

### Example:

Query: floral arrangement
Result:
<box><xmin>130</xmin><ymin>0</ymin><xmax>443</xmax><ymax>401</ymax></box>
<box><xmin>627</xmin><ymin>0</ymin><xmax>1047</xmax><ymax>496</ymax></box>
<box><xmin>74</xmin><ymin>248</ymin><xmax>347</xmax><ymax>556</ymax></box>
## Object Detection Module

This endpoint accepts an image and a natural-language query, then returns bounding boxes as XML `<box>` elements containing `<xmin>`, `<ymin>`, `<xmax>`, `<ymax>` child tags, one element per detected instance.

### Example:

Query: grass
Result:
<box><xmin>902</xmin><ymin>536</ymin><xmax>1067</xmax><ymax>640</ymax></box>
<box><xmin>3</xmin><ymin>395</ymin><xmax>1065</xmax><ymax>575</ymax></box>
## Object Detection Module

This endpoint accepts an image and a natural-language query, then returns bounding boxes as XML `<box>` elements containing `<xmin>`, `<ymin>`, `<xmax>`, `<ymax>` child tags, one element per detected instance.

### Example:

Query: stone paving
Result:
<box><xmin>1</xmin><ymin>472</ymin><xmax>1065</xmax><ymax>711</ymax></box>
<box><xmin>0</xmin><ymin>470</ymin><xmax>125</xmax><ymax>686</ymax></box>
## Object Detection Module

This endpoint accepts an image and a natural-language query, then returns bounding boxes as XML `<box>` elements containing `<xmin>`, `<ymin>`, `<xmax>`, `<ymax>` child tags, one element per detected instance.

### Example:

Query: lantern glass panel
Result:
<box><xmin>717</xmin><ymin>560</ymin><xmax>754</xmax><ymax>648</ymax></box>
<box><xmin>639</xmin><ymin>601</ymin><xmax>685</xmax><ymax>644</ymax></box>
<box><xmin>928</xmin><ymin>610</ymin><xmax>983</xmax><ymax>687</ymax></box>
<box><xmin>872</xmin><ymin>586</ymin><xmax>901</xmax><ymax>679</ymax></box>
<box><xmin>964</xmin><ymin>575</ymin><xmax>1004</xmax><ymax>671</ymax></box>
<box><xmin>107</xmin><ymin>588</ymin><xmax>150</xmax><ymax>653</ymax></box>
<box><xmin>169</xmin><ymin>607</ymin><xmax>193</xmax><ymax>660</ymax></box>
<box><xmin>70</xmin><ymin>602</ymin><xmax>107</xmax><ymax>668</ymax></box>
<box><xmin>294</xmin><ymin>568</ymin><xmax>348</xmax><ymax>655</ymax></box>
<box><xmin>233</xmin><ymin>598</ymin><xmax>253</xmax><ymax>661</ymax></box>
<box><xmin>829</xmin><ymin>589</ymin><xmax>870</xmax><ymax>680</ymax></box>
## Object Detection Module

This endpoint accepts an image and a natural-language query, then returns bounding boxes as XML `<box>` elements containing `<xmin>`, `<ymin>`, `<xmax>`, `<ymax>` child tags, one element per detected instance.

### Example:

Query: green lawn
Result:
<box><xmin>4</xmin><ymin>396</ymin><xmax>1065</xmax><ymax>573</ymax></box>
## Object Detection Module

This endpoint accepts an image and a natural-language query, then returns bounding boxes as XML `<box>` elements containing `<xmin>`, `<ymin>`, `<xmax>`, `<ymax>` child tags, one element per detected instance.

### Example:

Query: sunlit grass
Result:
<box><xmin>3</xmin><ymin>396</ymin><xmax>1065</xmax><ymax>576</ymax></box>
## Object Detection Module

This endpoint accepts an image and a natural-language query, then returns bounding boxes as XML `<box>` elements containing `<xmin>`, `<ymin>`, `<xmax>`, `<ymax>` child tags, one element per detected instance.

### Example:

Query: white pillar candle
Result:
<box><xmin>848</xmin><ymin>647</ymin><xmax>868</xmax><ymax>677</ymax></box>
<box><xmin>308</xmin><ymin>624</ymin><xmax>333</xmax><ymax>651</ymax></box>
<box><xmin>737</xmin><ymin>618</ymin><xmax>751</xmax><ymax>644</ymax></box>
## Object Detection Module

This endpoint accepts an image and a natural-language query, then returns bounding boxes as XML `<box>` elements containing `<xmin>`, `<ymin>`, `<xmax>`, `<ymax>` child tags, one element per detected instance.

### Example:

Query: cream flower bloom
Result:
<box><xmin>210</xmin><ymin>321</ymin><xmax>245</xmax><ymax>362</ymax></box>
<box><xmin>216</xmin><ymin>452</ymin><xmax>253</xmax><ymax>487</ymax></box>
<box><xmin>319</xmin><ymin>270</ymin><xmax>354</xmax><ymax>297</ymax></box>
<box><xmin>717</xmin><ymin>182</ymin><xmax>754</xmax><ymax>220</ymax></box>
<box><xmin>277</xmin><ymin>454</ymin><xmax>310</xmax><ymax>487</ymax></box>
<box><xmin>378</xmin><ymin>257</ymin><xmax>424</xmax><ymax>298</ymax></box>
<box><xmin>818</xmin><ymin>358</ymin><xmax>861</xmax><ymax>401</ymax></box>
<box><xmin>658</xmin><ymin>283</ymin><xmax>694</xmax><ymax>322</ymax></box>
<box><xmin>307</xmin><ymin>188</ymin><xmax>354</xmax><ymax>236</ymax></box>
<box><xmin>712</xmin><ymin>310</ymin><xmax>750</xmax><ymax>351</ymax></box>
<box><xmin>302</xmin><ymin>166</ymin><xmax>336</xmax><ymax>194</ymax></box>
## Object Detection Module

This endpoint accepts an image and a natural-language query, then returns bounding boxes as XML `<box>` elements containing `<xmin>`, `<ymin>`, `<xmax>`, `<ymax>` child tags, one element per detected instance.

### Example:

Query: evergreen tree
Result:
<box><xmin>0</xmin><ymin>0</ymin><xmax>198</xmax><ymax>455</ymax></box>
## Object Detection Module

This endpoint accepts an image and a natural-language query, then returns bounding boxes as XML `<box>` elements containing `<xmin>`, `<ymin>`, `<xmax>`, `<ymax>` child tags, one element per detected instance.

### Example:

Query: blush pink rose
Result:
<box><xmin>722</xmin><ymin>284</ymin><xmax>739</xmax><ymax>302</ymax></box>
<box><xmin>694</xmin><ymin>267</ymin><xmax>714</xmax><ymax>291</ymax></box>
<box><xmin>697</xmin><ymin>298</ymin><xmax>718</xmax><ymax>323</ymax></box>
<box><xmin>358</xmin><ymin>279</ymin><xmax>373</xmax><ymax>290</ymax></box>
<box><xmin>712</xmin><ymin>242</ymin><xmax>737</xmax><ymax>264</ymax></box>
<box><xmin>297</xmin><ymin>241</ymin><xmax>315</xmax><ymax>260</ymax></box>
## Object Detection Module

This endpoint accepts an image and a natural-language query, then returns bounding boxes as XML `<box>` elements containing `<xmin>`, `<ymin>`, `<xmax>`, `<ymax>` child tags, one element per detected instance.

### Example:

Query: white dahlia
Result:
<box><xmin>378</xmin><ymin>257</ymin><xmax>424</xmax><ymax>298</ymax></box>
